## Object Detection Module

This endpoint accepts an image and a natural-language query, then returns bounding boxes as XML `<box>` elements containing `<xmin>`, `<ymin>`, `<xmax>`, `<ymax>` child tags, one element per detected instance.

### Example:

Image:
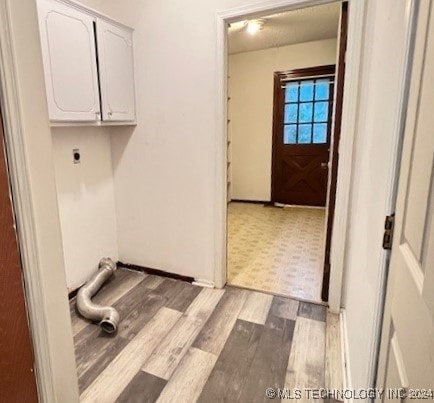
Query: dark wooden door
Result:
<box><xmin>272</xmin><ymin>65</ymin><xmax>335</xmax><ymax>207</ymax></box>
<box><xmin>0</xmin><ymin>112</ymin><xmax>39</xmax><ymax>401</ymax></box>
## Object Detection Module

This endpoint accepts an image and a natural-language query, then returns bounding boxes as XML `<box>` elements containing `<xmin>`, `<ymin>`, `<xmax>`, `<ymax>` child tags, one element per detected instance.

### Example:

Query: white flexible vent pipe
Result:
<box><xmin>76</xmin><ymin>258</ymin><xmax>119</xmax><ymax>334</ymax></box>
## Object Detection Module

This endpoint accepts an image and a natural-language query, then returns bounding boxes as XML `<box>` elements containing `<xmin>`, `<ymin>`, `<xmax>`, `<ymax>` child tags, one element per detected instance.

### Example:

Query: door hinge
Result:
<box><xmin>382</xmin><ymin>214</ymin><xmax>395</xmax><ymax>250</ymax></box>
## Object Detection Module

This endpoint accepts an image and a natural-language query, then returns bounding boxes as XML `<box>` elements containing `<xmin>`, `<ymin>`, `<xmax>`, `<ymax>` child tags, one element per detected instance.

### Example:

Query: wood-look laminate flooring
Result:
<box><xmin>71</xmin><ymin>268</ymin><xmax>343</xmax><ymax>402</ymax></box>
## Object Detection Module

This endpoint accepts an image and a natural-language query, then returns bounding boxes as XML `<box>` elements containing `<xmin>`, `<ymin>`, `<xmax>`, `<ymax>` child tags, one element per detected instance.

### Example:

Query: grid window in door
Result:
<box><xmin>283</xmin><ymin>78</ymin><xmax>333</xmax><ymax>144</ymax></box>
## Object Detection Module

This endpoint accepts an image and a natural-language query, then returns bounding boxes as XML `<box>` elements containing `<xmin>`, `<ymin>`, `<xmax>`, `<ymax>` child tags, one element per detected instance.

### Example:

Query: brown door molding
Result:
<box><xmin>322</xmin><ymin>2</ymin><xmax>349</xmax><ymax>301</ymax></box>
<box><xmin>0</xmin><ymin>111</ymin><xmax>38</xmax><ymax>401</ymax></box>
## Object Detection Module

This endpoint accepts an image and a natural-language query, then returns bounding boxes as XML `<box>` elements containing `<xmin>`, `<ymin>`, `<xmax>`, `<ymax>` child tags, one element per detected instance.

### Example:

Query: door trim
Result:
<box><xmin>0</xmin><ymin>4</ymin><xmax>54</xmax><ymax>401</ymax></box>
<box><xmin>0</xmin><ymin>1</ymin><xmax>79</xmax><ymax>401</ymax></box>
<box><xmin>270</xmin><ymin>64</ymin><xmax>336</xmax><ymax>206</ymax></box>
<box><xmin>215</xmin><ymin>0</ymin><xmax>367</xmax><ymax>314</ymax></box>
<box><xmin>322</xmin><ymin>2</ymin><xmax>348</xmax><ymax>302</ymax></box>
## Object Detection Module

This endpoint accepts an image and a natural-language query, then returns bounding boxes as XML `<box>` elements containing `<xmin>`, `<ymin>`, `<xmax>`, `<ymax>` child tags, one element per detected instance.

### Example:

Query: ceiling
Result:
<box><xmin>228</xmin><ymin>3</ymin><xmax>341</xmax><ymax>55</ymax></box>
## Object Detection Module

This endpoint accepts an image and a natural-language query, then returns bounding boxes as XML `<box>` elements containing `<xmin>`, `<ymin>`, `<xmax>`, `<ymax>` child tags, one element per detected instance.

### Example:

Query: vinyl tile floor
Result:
<box><xmin>71</xmin><ymin>268</ymin><xmax>343</xmax><ymax>402</ymax></box>
<box><xmin>227</xmin><ymin>202</ymin><xmax>326</xmax><ymax>303</ymax></box>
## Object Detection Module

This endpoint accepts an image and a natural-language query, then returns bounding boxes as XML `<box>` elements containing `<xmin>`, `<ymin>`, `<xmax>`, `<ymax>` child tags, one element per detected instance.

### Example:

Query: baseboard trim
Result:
<box><xmin>117</xmin><ymin>261</ymin><xmax>195</xmax><ymax>283</ymax></box>
<box><xmin>275</xmin><ymin>202</ymin><xmax>326</xmax><ymax>209</ymax></box>
<box><xmin>230</xmin><ymin>199</ymin><xmax>326</xmax><ymax>209</ymax></box>
<box><xmin>69</xmin><ymin>262</ymin><xmax>196</xmax><ymax>299</ymax></box>
<box><xmin>68</xmin><ymin>287</ymin><xmax>79</xmax><ymax>300</ymax></box>
<box><xmin>340</xmin><ymin>309</ymin><xmax>353</xmax><ymax>403</ymax></box>
<box><xmin>192</xmin><ymin>278</ymin><xmax>215</xmax><ymax>288</ymax></box>
<box><xmin>230</xmin><ymin>199</ymin><xmax>272</xmax><ymax>205</ymax></box>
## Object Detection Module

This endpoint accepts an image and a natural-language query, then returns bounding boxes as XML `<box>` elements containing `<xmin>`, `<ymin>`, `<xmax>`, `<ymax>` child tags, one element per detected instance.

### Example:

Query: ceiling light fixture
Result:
<box><xmin>228</xmin><ymin>20</ymin><xmax>248</xmax><ymax>31</ymax></box>
<box><xmin>246</xmin><ymin>19</ymin><xmax>265</xmax><ymax>35</ymax></box>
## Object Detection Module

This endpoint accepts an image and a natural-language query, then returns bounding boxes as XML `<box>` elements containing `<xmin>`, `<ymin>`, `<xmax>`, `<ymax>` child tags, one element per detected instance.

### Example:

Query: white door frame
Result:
<box><xmin>214</xmin><ymin>0</ymin><xmax>367</xmax><ymax>313</ymax></box>
<box><xmin>0</xmin><ymin>3</ymin><xmax>55</xmax><ymax>401</ymax></box>
<box><xmin>0</xmin><ymin>1</ymin><xmax>79</xmax><ymax>401</ymax></box>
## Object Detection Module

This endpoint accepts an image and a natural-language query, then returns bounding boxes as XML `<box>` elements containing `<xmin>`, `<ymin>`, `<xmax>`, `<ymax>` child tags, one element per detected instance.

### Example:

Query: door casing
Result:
<box><xmin>215</xmin><ymin>0</ymin><xmax>367</xmax><ymax>315</ymax></box>
<box><xmin>0</xmin><ymin>0</ymin><xmax>79</xmax><ymax>400</ymax></box>
<box><xmin>322</xmin><ymin>2</ymin><xmax>348</xmax><ymax>302</ymax></box>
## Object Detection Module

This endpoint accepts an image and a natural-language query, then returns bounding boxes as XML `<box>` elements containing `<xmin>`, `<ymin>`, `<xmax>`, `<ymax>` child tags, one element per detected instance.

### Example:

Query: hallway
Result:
<box><xmin>227</xmin><ymin>202</ymin><xmax>325</xmax><ymax>302</ymax></box>
<box><xmin>71</xmin><ymin>268</ymin><xmax>342</xmax><ymax>402</ymax></box>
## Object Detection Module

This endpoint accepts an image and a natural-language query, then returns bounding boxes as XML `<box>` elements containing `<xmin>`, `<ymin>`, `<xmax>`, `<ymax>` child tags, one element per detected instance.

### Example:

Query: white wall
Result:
<box><xmin>340</xmin><ymin>0</ymin><xmax>412</xmax><ymax>390</ymax></box>
<box><xmin>228</xmin><ymin>39</ymin><xmax>337</xmax><ymax>201</ymax></box>
<box><xmin>52</xmin><ymin>127</ymin><xmax>118</xmax><ymax>291</ymax></box>
<box><xmin>72</xmin><ymin>0</ymin><xmax>233</xmax><ymax>281</ymax></box>
<box><xmin>73</xmin><ymin>0</ymin><xmax>339</xmax><ymax>283</ymax></box>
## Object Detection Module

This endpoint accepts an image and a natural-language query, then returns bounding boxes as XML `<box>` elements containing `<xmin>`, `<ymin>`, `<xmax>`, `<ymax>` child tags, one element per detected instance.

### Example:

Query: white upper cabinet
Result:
<box><xmin>96</xmin><ymin>20</ymin><xmax>136</xmax><ymax>122</ymax></box>
<box><xmin>37</xmin><ymin>0</ymin><xmax>136</xmax><ymax>124</ymax></box>
<box><xmin>38</xmin><ymin>0</ymin><xmax>101</xmax><ymax>122</ymax></box>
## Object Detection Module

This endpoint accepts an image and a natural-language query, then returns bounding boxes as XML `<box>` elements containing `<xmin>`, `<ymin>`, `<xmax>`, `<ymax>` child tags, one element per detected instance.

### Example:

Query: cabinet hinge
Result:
<box><xmin>382</xmin><ymin>214</ymin><xmax>395</xmax><ymax>250</ymax></box>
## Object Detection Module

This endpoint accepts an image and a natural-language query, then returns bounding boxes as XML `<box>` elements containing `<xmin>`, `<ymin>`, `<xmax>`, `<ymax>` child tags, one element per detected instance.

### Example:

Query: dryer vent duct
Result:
<box><xmin>76</xmin><ymin>257</ymin><xmax>119</xmax><ymax>334</ymax></box>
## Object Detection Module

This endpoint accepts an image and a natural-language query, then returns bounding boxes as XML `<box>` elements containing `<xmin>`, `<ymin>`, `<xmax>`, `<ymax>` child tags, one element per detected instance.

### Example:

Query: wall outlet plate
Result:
<box><xmin>73</xmin><ymin>148</ymin><xmax>80</xmax><ymax>164</ymax></box>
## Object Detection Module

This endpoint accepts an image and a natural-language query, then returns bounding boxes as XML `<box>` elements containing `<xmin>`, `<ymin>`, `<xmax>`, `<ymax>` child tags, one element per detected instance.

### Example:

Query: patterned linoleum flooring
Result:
<box><xmin>227</xmin><ymin>202</ymin><xmax>326</xmax><ymax>302</ymax></box>
<box><xmin>71</xmin><ymin>268</ymin><xmax>343</xmax><ymax>402</ymax></box>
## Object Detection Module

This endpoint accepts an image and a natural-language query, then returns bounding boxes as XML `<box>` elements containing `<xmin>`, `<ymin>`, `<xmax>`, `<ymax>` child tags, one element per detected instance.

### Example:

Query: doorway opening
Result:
<box><xmin>226</xmin><ymin>2</ymin><xmax>347</xmax><ymax>304</ymax></box>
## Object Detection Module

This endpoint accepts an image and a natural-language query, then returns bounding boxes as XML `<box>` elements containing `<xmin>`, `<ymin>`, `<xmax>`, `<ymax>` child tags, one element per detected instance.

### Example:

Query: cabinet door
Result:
<box><xmin>38</xmin><ymin>0</ymin><xmax>101</xmax><ymax>121</ymax></box>
<box><xmin>96</xmin><ymin>20</ymin><xmax>136</xmax><ymax>122</ymax></box>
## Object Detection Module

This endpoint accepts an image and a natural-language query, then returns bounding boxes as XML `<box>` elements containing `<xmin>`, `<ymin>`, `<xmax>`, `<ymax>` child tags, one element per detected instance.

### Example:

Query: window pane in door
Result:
<box><xmin>284</xmin><ymin>125</ymin><xmax>297</xmax><ymax>144</ymax></box>
<box><xmin>284</xmin><ymin>104</ymin><xmax>298</xmax><ymax>123</ymax></box>
<box><xmin>300</xmin><ymin>81</ymin><xmax>314</xmax><ymax>101</ymax></box>
<box><xmin>299</xmin><ymin>103</ymin><xmax>313</xmax><ymax>123</ymax></box>
<box><xmin>285</xmin><ymin>84</ymin><xmax>298</xmax><ymax>102</ymax></box>
<box><xmin>313</xmin><ymin>123</ymin><xmax>327</xmax><ymax>143</ymax></box>
<box><xmin>315</xmin><ymin>79</ymin><xmax>330</xmax><ymax>100</ymax></box>
<box><xmin>280</xmin><ymin>75</ymin><xmax>333</xmax><ymax>146</ymax></box>
<box><xmin>299</xmin><ymin>124</ymin><xmax>312</xmax><ymax>143</ymax></box>
<box><xmin>314</xmin><ymin>102</ymin><xmax>328</xmax><ymax>122</ymax></box>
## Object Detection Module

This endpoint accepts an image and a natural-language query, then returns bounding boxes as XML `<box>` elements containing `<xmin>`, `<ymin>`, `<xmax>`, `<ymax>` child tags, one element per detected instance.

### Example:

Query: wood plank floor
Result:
<box><xmin>71</xmin><ymin>268</ymin><xmax>343</xmax><ymax>402</ymax></box>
